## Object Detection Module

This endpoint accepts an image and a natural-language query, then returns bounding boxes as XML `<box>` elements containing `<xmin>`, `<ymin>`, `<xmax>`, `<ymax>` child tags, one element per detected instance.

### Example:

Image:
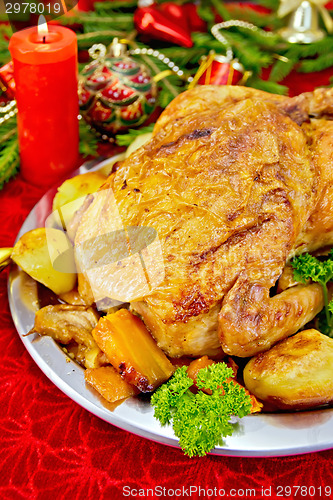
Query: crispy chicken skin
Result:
<box><xmin>75</xmin><ymin>85</ymin><xmax>333</xmax><ymax>358</ymax></box>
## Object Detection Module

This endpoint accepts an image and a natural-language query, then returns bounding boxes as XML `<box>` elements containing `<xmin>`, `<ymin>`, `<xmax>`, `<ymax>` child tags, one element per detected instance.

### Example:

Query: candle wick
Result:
<box><xmin>43</xmin><ymin>36</ymin><xmax>46</xmax><ymax>44</ymax></box>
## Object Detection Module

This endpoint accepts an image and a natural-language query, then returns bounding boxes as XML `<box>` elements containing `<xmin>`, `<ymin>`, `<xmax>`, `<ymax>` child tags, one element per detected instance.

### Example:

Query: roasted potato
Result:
<box><xmin>124</xmin><ymin>132</ymin><xmax>153</xmax><ymax>158</ymax></box>
<box><xmin>243</xmin><ymin>329</ymin><xmax>333</xmax><ymax>410</ymax></box>
<box><xmin>11</xmin><ymin>228</ymin><xmax>76</xmax><ymax>295</ymax></box>
<box><xmin>0</xmin><ymin>247</ymin><xmax>12</xmax><ymax>271</ymax></box>
<box><xmin>52</xmin><ymin>171</ymin><xmax>107</xmax><ymax>229</ymax></box>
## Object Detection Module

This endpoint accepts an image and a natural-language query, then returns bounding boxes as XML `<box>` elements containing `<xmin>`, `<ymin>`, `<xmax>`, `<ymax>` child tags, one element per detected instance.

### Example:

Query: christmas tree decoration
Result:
<box><xmin>0</xmin><ymin>62</ymin><xmax>15</xmax><ymax>102</ymax></box>
<box><xmin>78</xmin><ymin>39</ymin><xmax>158</xmax><ymax>137</ymax></box>
<box><xmin>182</xmin><ymin>2</ymin><xmax>207</xmax><ymax>33</ymax></box>
<box><xmin>159</xmin><ymin>2</ymin><xmax>189</xmax><ymax>31</ymax></box>
<box><xmin>0</xmin><ymin>100</ymin><xmax>17</xmax><ymax>126</ymax></box>
<box><xmin>189</xmin><ymin>20</ymin><xmax>276</xmax><ymax>89</ymax></box>
<box><xmin>134</xmin><ymin>0</ymin><xmax>193</xmax><ymax>48</ymax></box>
<box><xmin>278</xmin><ymin>0</ymin><xmax>332</xmax><ymax>43</ymax></box>
<box><xmin>192</xmin><ymin>53</ymin><xmax>247</xmax><ymax>87</ymax></box>
<box><xmin>0</xmin><ymin>112</ymin><xmax>19</xmax><ymax>190</ymax></box>
<box><xmin>211</xmin><ymin>19</ymin><xmax>277</xmax><ymax>60</ymax></box>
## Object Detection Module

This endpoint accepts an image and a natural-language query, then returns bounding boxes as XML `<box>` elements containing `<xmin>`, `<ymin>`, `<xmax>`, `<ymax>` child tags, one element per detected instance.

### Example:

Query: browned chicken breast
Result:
<box><xmin>74</xmin><ymin>85</ymin><xmax>333</xmax><ymax>358</ymax></box>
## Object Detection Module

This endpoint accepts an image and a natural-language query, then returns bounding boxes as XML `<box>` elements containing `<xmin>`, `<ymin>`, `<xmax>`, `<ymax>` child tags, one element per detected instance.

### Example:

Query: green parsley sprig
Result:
<box><xmin>116</xmin><ymin>124</ymin><xmax>155</xmax><ymax>147</ymax></box>
<box><xmin>292</xmin><ymin>250</ymin><xmax>333</xmax><ymax>335</ymax></box>
<box><xmin>151</xmin><ymin>363</ymin><xmax>252</xmax><ymax>457</ymax></box>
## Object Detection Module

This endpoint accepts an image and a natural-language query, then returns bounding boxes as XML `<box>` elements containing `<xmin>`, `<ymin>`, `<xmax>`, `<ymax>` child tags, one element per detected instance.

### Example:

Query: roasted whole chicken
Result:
<box><xmin>73</xmin><ymin>85</ymin><xmax>333</xmax><ymax>359</ymax></box>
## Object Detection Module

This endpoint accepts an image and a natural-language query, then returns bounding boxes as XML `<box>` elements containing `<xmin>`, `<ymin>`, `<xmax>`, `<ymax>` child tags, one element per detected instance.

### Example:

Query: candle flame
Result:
<box><xmin>37</xmin><ymin>15</ymin><xmax>48</xmax><ymax>36</ymax></box>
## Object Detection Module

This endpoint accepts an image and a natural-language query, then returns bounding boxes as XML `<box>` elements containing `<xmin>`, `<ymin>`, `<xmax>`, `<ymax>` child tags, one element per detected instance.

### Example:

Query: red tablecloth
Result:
<box><xmin>2</xmin><ymin>81</ymin><xmax>333</xmax><ymax>499</ymax></box>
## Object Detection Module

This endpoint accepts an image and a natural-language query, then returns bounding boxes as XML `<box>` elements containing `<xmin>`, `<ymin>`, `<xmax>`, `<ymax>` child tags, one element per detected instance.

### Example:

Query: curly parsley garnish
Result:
<box><xmin>151</xmin><ymin>364</ymin><xmax>252</xmax><ymax>457</ymax></box>
<box><xmin>292</xmin><ymin>250</ymin><xmax>333</xmax><ymax>335</ymax></box>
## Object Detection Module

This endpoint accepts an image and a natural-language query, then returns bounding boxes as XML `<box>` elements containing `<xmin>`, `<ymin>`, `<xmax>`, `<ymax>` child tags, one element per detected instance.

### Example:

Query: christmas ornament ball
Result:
<box><xmin>78</xmin><ymin>41</ymin><xmax>158</xmax><ymax>136</ymax></box>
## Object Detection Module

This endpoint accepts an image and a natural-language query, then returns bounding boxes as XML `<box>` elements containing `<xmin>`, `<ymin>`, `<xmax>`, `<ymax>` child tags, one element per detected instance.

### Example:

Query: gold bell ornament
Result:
<box><xmin>278</xmin><ymin>0</ymin><xmax>333</xmax><ymax>43</ymax></box>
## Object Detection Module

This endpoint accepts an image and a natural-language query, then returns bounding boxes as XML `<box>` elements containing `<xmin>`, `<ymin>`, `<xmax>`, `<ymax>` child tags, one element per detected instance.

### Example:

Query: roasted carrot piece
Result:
<box><xmin>187</xmin><ymin>356</ymin><xmax>263</xmax><ymax>413</ymax></box>
<box><xmin>92</xmin><ymin>309</ymin><xmax>175</xmax><ymax>392</ymax></box>
<box><xmin>187</xmin><ymin>355</ymin><xmax>215</xmax><ymax>387</ymax></box>
<box><xmin>85</xmin><ymin>365</ymin><xmax>139</xmax><ymax>403</ymax></box>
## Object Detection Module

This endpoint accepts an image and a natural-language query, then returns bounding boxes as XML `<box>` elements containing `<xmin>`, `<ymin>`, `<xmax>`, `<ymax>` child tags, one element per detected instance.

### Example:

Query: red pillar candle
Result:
<box><xmin>9</xmin><ymin>21</ymin><xmax>79</xmax><ymax>187</ymax></box>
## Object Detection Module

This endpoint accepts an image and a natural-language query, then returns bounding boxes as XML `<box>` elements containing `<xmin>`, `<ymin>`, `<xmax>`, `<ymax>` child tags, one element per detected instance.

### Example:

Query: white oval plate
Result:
<box><xmin>8</xmin><ymin>157</ymin><xmax>333</xmax><ymax>457</ymax></box>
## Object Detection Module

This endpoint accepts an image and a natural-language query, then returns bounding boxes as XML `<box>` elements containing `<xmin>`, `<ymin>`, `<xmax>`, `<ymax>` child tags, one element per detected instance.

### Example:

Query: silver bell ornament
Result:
<box><xmin>277</xmin><ymin>0</ymin><xmax>333</xmax><ymax>43</ymax></box>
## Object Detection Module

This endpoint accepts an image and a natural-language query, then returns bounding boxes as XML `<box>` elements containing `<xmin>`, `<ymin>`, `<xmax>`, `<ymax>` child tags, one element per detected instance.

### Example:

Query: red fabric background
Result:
<box><xmin>2</xmin><ymin>84</ymin><xmax>333</xmax><ymax>499</ymax></box>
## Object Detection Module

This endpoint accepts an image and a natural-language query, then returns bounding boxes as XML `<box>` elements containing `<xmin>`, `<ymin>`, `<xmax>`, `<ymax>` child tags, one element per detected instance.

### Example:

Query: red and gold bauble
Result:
<box><xmin>0</xmin><ymin>61</ymin><xmax>15</xmax><ymax>103</ymax></box>
<box><xmin>182</xmin><ymin>2</ymin><xmax>207</xmax><ymax>32</ymax></box>
<box><xmin>134</xmin><ymin>0</ymin><xmax>193</xmax><ymax>47</ymax></box>
<box><xmin>78</xmin><ymin>40</ymin><xmax>158</xmax><ymax>136</ymax></box>
<box><xmin>197</xmin><ymin>55</ymin><xmax>246</xmax><ymax>86</ymax></box>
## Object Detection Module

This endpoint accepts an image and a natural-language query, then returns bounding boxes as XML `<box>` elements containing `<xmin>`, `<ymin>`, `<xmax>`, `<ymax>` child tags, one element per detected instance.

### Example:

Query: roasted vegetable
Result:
<box><xmin>11</xmin><ymin>228</ymin><xmax>76</xmax><ymax>295</ymax></box>
<box><xmin>187</xmin><ymin>356</ymin><xmax>262</xmax><ymax>413</ymax></box>
<box><xmin>52</xmin><ymin>171</ymin><xmax>107</xmax><ymax>229</ymax></box>
<box><xmin>31</xmin><ymin>304</ymin><xmax>105</xmax><ymax>369</ymax></box>
<box><xmin>85</xmin><ymin>366</ymin><xmax>139</xmax><ymax>403</ymax></box>
<box><xmin>243</xmin><ymin>329</ymin><xmax>333</xmax><ymax>410</ymax></box>
<box><xmin>58</xmin><ymin>288</ymin><xmax>89</xmax><ymax>306</ymax></box>
<box><xmin>0</xmin><ymin>247</ymin><xmax>12</xmax><ymax>271</ymax></box>
<box><xmin>151</xmin><ymin>363</ymin><xmax>253</xmax><ymax>457</ymax></box>
<box><xmin>92</xmin><ymin>309</ymin><xmax>175</xmax><ymax>392</ymax></box>
<box><xmin>186</xmin><ymin>355</ymin><xmax>215</xmax><ymax>389</ymax></box>
<box><xmin>124</xmin><ymin>132</ymin><xmax>153</xmax><ymax>158</ymax></box>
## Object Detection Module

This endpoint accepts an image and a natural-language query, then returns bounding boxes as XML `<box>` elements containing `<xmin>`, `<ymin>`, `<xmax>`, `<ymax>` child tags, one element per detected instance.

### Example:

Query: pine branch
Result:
<box><xmin>0</xmin><ymin>115</ymin><xmax>17</xmax><ymax>139</ymax></box>
<box><xmin>0</xmin><ymin>24</ymin><xmax>12</xmax><ymax>38</ymax></box>
<box><xmin>197</xmin><ymin>3</ymin><xmax>215</xmax><ymax>25</ymax></box>
<box><xmin>269</xmin><ymin>57</ymin><xmax>296</xmax><ymax>82</ymax></box>
<box><xmin>79</xmin><ymin>121</ymin><xmax>99</xmax><ymax>158</ymax></box>
<box><xmin>0</xmin><ymin>127</ymin><xmax>16</xmax><ymax>147</ymax></box>
<box><xmin>224</xmin><ymin>7</ymin><xmax>282</xmax><ymax>30</ymax></box>
<box><xmin>159</xmin><ymin>46</ymin><xmax>206</xmax><ymax>67</ymax></box>
<box><xmin>137</xmin><ymin>53</ymin><xmax>184</xmax><ymax>107</ymax></box>
<box><xmin>235</xmin><ymin>26</ymin><xmax>280</xmax><ymax>48</ymax></box>
<box><xmin>131</xmin><ymin>41</ymin><xmax>187</xmax><ymax>105</ymax></box>
<box><xmin>0</xmin><ymin>136</ymin><xmax>20</xmax><ymax>189</ymax></box>
<box><xmin>299</xmin><ymin>52</ymin><xmax>333</xmax><ymax>73</ymax></box>
<box><xmin>211</xmin><ymin>0</ymin><xmax>232</xmax><ymax>22</ymax></box>
<box><xmin>255</xmin><ymin>0</ymin><xmax>280</xmax><ymax>10</ymax></box>
<box><xmin>269</xmin><ymin>37</ymin><xmax>333</xmax><ymax>82</ymax></box>
<box><xmin>94</xmin><ymin>0</ymin><xmax>138</xmax><ymax>10</ymax></box>
<box><xmin>191</xmin><ymin>31</ymin><xmax>273</xmax><ymax>75</ymax></box>
<box><xmin>222</xmin><ymin>32</ymin><xmax>274</xmax><ymax>73</ymax></box>
<box><xmin>76</xmin><ymin>30</ymin><xmax>127</xmax><ymax>50</ymax></box>
<box><xmin>157</xmin><ymin>0</ymin><xmax>189</xmax><ymax>4</ymax></box>
<box><xmin>286</xmin><ymin>36</ymin><xmax>333</xmax><ymax>58</ymax></box>
<box><xmin>0</xmin><ymin>40</ymin><xmax>11</xmax><ymax>66</ymax></box>
<box><xmin>61</xmin><ymin>11</ymin><xmax>134</xmax><ymax>31</ymax></box>
<box><xmin>191</xmin><ymin>32</ymin><xmax>227</xmax><ymax>52</ymax></box>
<box><xmin>247</xmin><ymin>76</ymin><xmax>288</xmax><ymax>95</ymax></box>
<box><xmin>116</xmin><ymin>124</ymin><xmax>155</xmax><ymax>146</ymax></box>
